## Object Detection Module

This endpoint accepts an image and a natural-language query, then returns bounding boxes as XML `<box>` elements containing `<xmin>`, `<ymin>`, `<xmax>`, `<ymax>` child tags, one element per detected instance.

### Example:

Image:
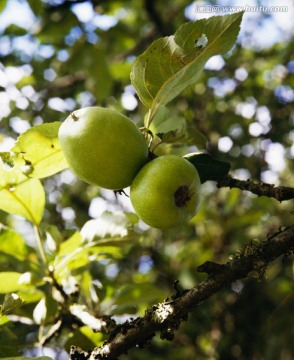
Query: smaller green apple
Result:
<box><xmin>130</xmin><ymin>155</ymin><xmax>201</xmax><ymax>229</ymax></box>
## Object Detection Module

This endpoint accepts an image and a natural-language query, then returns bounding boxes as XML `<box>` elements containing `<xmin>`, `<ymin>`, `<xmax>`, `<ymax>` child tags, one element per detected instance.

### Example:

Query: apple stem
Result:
<box><xmin>114</xmin><ymin>189</ymin><xmax>129</xmax><ymax>198</ymax></box>
<box><xmin>71</xmin><ymin>111</ymin><xmax>79</xmax><ymax>121</ymax></box>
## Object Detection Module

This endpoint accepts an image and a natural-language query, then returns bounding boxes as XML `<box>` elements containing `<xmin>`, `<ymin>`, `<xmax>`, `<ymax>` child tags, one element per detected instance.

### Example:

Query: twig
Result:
<box><xmin>216</xmin><ymin>174</ymin><xmax>294</xmax><ymax>201</ymax></box>
<box><xmin>33</xmin><ymin>224</ymin><xmax>48</xmax><ymax>267</ymax></box>
<box><xmin>69</xmin><ymin>225</ymin><xmax>294</xmax><ymax>360</ymax></box>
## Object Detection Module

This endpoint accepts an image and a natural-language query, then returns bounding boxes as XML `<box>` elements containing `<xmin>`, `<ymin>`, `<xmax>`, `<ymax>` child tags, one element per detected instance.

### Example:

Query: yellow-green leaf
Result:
<box><xmin>0</xmin><ymin>0</ymin><xmax>8</xmax><ymax>13</ymax></box>
<box><xmin>0</xmin><ymin>163</ymin><xmax>45</xmax><ymax>224</ymax></box>
<box><xmin>12</xmin><ymin>122</ymin><xmax>68</xmax><ymax>179</ymax></box>
<box><xmin>58</xmin><ymin>231</ymin><xmax>82</xmax><ymax>257</ymax></box>
<box><xmin>0</xmin><ymin>272</ymin><xmax>26</xmax><ymax>294</ymax></box>
<box><xmin>0</xmin><ymin>226</ymin><xmax>28</xmax><ymax>261</ymax></box>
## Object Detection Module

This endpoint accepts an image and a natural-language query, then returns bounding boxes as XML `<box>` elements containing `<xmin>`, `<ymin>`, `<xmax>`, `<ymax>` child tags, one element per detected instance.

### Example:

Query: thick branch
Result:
<box><xmin>70</xmin><ymin>225</ymin><xmax>294</xmax><ymax>360</ymax></box>
<box><xmin>216</xmin><ymin>174</ymin><xmax>294</xmax><ymax>201</ymax></box>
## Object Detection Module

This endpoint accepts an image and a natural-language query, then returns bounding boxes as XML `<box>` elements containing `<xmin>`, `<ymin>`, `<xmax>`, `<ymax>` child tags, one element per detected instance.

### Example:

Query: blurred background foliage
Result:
<box><xmin>0</xmin><ymin>0</ymin><xmax>293</xmax><ymax>359</ymax></box>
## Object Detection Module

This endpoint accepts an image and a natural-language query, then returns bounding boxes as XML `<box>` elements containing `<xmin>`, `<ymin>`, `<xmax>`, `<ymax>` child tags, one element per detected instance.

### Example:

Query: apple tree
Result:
<box><xmin>0</xmin><ymin>1</ymin><xmax>293</xmax><ymax>359</ymax></box>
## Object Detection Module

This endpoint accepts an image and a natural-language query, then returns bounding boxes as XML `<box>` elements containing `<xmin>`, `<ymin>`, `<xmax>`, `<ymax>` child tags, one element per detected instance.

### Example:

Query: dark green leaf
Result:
<box><xmin>5</xmin><ymin>25</ymin><xmax>27</xmax><ymax>36</ymax></box>
<box><xmin>115</xmin><ymin>283</ymin><xmax>168</xmax><ymax>307</ymax></box>
<box><xmin>2</xmin><ymin>294</ymin><xmax>25</xmax><ymax>315</ymax></box>
<box><xmin>0</xmin><ymin>152</ymin><xmax>17</xmax><ymax>168</ymax></box>
<box><xmin>27</xmin><ymin>0</ymin><xmax>44</xmax><ymax>16</ymax></box>
<box><xmin>184</xmin><ymin>152</ymin><xmax>231</xmax><ymax>183</ymax></box>
<box><xmin>37</xmin><ymin>11</ymin><xmax>78</xmax><ymax>45</ymax></box>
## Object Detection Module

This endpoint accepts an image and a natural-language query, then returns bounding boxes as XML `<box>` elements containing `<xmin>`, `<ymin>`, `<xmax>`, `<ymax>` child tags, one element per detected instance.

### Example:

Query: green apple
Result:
<box><xmin>58</xmin><ymin>107</ymin><xmax>148</xmax><ymax>190</ymax></box>
<box><xmin>130</xmin><ymin>155</ymin><xmax>201</xmax><ymax>229</ymax></box>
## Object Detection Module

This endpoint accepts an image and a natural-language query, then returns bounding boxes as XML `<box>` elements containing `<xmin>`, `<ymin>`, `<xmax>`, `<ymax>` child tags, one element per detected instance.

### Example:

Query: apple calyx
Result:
<box><xmin>174</xmin><ymin>185</ymin><xmax>192</xmax><ymax>207</ymax></box>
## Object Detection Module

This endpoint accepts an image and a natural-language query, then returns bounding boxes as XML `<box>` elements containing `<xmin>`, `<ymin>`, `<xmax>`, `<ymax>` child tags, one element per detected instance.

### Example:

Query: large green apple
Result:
<box><xmin>130</xmin><ymin>155</ymin><xmax>201</xmax><ymax>229</ymax></box>
<box><xmin>58</xmin><ymin>107</ymin><xmax>148</xmax><ymax>190</ymax></box>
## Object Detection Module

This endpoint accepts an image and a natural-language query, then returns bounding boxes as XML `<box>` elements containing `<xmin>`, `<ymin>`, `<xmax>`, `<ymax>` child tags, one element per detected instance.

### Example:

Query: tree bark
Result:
<box><xmin>70</xmin><ymin>225</ymin><xmax>294</xmax><ymax>360</ymax></box>
<box><xmin>216</xmin><ymin>174</ymin><xmax>294</xmax><ymax>201</ymax></box>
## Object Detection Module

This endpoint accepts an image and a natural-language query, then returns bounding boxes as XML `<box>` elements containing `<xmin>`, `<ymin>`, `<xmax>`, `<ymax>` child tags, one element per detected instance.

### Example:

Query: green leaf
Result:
<box><xmin>27</xmin><ymin>0</ymin><xmax>44</xmax><ymax>16</ymax></box>
<box><xmin>149</xmin><ymin>105</ymin><xmax>207</xmax><ymax>149</ymax></box>
<box><xmin>131</xmin><ymin>12</ymin><xmax>244</xmax><ymax>123</ymax></box>
<box><xmin>0</xmin><ymin>315</ymin><xmax>10</xmax><ymax>326</ymax></box>
<box><xmin>81</xmin><ymin>211</ymin><xmax>138</xmax><ymax>243</ymax></box>
<box><xmin>0</xmin><ymin>272</ymin><xmax>27</xmax><ymax>294</ymax></box>
<box><xmin>0</xmin><ymin>0</ymin><xmax>8</xmax><ymax>13</ymax></box>
<box><xmin>58</xmin><ymin>231</ymin><xmax>82</xmax><ymax>257</ymax></box>
<box><xmin>53</xmin><ymin>231</ymin><xmax>87</xmax><ymax>276</ymax></box>
<box><xmin>5</xmin><ymin>25</ymin><xmax>27</xmax><ymax>36</ymax></box>
<box><xmin>115</xmin><ymin>283</ymin><xmax>168</xmax><ymax>307</ymax></box>
<box><xmin>2</xmin><ymin>294</ymin><xmax>25</xmax><ymax>315</ymax></box>
<box><xmin>17</xmin><ymin>290</ymin><xmax>43</xmax><ymax>304</ymax></box>
<box><xmin>149</xmin><ymin>106</ymin><xmax>187</xmax><ymax>141</ymax></box>
<box><xmin>64</xmin><ymin>326</ymin><xmax>104</xmax><ymax>353</ymax></box>
<box><xmin>188</xmin><ymin>128</ymin><xmax>208</xmax><ymax>150</ymax></box>
<box><xmin>53</xmin><ymin>212</ymin><xmax>137</xmax><ymax>276</ymax></box>
<box><xmin>12</xmin><ymin>122</ymin><xmax>68</xmax><ymax>179</ymax></box>
<box><xmin>0</xmin><ymin>163</ymin><xmax>45</xmax><ymax>224</ymax></box>
<box><xmin>55</xmin><ymin>242</ymin><xmax>123</xmax><ymax>277</ymax></box>
<box><xmin>0</xmin><ymin>226</ymin><xmax>28</xmax><ymax>261</ymax></box>
<box><xmin>184</xmin><ymin>152</ymin><xmax>231</xmax><ymax>183</ymax></box>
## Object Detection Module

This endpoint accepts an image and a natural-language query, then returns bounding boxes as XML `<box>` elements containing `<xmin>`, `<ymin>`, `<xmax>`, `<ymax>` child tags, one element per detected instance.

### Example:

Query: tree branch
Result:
<box><xmin>216</xmin><ymin>174</ymin><xmax>294</xmax><ymax>201</ymax></box>
<box><xmin>69</xmin><ymin>225</ymin><xmax>294</xmax><ymax>360</ymax></box>
<box><xmin>144</xmin><ymin>0</ymin><xmax>171</xmax><ymax>36</ymax></box>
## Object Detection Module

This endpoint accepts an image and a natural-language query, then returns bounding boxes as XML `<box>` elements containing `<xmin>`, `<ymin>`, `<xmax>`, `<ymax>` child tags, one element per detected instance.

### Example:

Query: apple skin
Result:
<box><xmin>58</xmin><ymin>107</ymin><xmax>148</xmax><ymax>190</ymax></box>
<box><xmin>130</xmin><ymin>155</ymin><xmax>201</xmax><ymax>229</ymax></box>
